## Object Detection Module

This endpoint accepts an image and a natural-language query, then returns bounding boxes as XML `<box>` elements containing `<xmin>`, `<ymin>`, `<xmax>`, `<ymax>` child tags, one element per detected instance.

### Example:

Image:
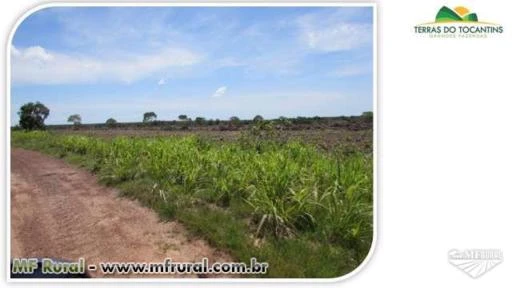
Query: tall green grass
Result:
<box><xmin>11</xmin><ymin>130</ymin><xmax>373</xmax><ymax>277</ymax></box>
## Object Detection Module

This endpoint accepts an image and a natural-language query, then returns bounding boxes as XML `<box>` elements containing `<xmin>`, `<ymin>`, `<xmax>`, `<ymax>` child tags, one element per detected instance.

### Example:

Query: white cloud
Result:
<box><xmin>298</xmin><ymin>11</ymin><xmax>372</xmax><ymax>52</ymax></box>
<box><xmin>11</xmin><ymin>45</ymin><xmax>20</xmax><ymax>56</ymax></box>
<box><xmin>157</xmin><ymin>78</ymin><xmax>166</xmax><ymax>85</ymax></box>
<box><xmin>11</xmin><ymin>45</ymin><xmax>202</xmax><ymax>85</ymax></box>
<box><xmin>212</xmin><ymin>86</ymin><xmax>227</xmax><ymax>98</ymax></box>
<box><xmin>11</xmin><ymin>45</ymin><xmax>54</xmax><ymax>61</ymax></box>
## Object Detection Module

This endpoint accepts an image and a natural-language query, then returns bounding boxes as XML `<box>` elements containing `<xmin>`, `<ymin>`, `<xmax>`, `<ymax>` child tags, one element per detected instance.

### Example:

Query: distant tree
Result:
<box><xmin>215</xmin><ymin>119</ymin><xmax>221</xmax><ymax>125</ymax></box>
<box><xmin>195</xmin><ymin>117</ymin><xmax>206</xmax><ymax>125</ymax></box>
<box><xmin>362</xmin><ymin>111</ymin><xmax>373</xmax><ymax>119</ymax></box>
<box><xmin>178</xmin><ymin>114</ymin><xmax>188</xmax><ymax>121</ymax></box>
<box><xmin>106</xmin><ymin>118</ymin><xmax>117</xmax><ymax>127</ymax></box>
<box><xmin>278</xmin><ymin>116</ymin><xmax>292</xmax><ymax>127</ymax></box>
<box><xmin>230</xmin><ymin>116</ymin><xmax>241</xmax><ymax>126</ymax></box>
<box><xmin>253</xmin><ymin>115</ymin><xmax>264</xmax><ymax>122</ymax></box>
<box><xmin>143</xmin><ymin>112</ymin><xmax>157</xmax><ymax>122</ymax></box>
<box><xmin>18</xmin><ymin>102</ymin><xmax>50</xmax><ymax>130</ymax></box>
<box><xmin>67</xmin><ymin>114</ymin><xmax>82</xmax><ymax>125</ymax></box>
<box><xmin>295</xmin><ymin>116</ymin><xmax>311</xmax><ymax>124</ymax></box>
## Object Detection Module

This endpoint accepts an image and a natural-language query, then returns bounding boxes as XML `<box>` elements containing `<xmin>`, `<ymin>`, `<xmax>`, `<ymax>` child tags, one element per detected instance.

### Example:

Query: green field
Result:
<box><xmin>11</xmin><ymin>127</ymin><xmax>373</xmax><ymax>278</ymax></box>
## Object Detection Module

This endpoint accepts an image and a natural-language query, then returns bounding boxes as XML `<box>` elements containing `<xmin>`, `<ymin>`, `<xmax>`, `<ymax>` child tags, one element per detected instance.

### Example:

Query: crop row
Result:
<box><xmin>12</xmin><ymin>131</ymin><xmax>373</xmax><ymax>272</ymax></box>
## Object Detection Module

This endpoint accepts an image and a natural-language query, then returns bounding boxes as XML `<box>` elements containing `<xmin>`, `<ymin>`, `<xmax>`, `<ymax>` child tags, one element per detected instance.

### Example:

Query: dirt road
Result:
<box><xmin>10</xmin><ymin>148</ymin><xmax>231</xmax><ymax>278</ymax></box>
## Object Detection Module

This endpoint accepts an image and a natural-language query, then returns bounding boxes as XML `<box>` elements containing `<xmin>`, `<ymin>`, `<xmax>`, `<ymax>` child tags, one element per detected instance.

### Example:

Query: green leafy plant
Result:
<box><xmin>11</xmin><ymin>130</ymin><xmax>373</xmax><ymax>277</ymax></box>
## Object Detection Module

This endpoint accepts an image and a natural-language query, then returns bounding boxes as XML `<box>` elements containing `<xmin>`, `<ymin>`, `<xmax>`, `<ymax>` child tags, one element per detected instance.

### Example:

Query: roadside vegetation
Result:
<box><xmin>12</xmin><ymin>102</ymin><xmax>373</xmax><ymax>277</ymax></box>
<box><xmin>12</xmin><ymin>123</ymin><xmax>373</xmax><ymax>277</ymax></box>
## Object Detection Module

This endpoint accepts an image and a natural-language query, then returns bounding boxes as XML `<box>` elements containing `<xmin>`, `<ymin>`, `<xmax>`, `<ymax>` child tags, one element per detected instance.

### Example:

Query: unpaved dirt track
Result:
<box><xmin>10</xmin><ymin>148</ymin><xmax>232</xmax><ymax>278</ymax></box>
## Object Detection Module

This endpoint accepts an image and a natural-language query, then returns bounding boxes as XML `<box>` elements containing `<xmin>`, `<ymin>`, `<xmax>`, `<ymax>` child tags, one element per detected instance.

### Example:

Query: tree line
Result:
<box><xmin>15</xmin><ymin>102</ymin><xmax>372</xmax><ymax>131</ymax></box>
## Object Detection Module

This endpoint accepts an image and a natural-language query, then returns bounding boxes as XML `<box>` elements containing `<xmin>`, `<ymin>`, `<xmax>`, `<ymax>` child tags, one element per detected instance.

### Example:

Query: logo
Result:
<box><xmin>415</xmin><ymin>6</ymin><xmax>503</xmax><ymax>38</ymax></box>
<box><xmin>448</xmin><ymin>249</ymin><xmax>503</xmax><ymax>278</ymax></box>
<box><xmin>436</xmin><ymin>6</ymin><xmax>478</xmax><ymax>23</ymax></box>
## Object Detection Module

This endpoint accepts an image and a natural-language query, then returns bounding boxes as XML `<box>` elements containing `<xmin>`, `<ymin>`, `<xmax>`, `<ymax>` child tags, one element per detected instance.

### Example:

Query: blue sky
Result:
<box><xmin>11</xmin><ymin>6</ymin><xmax>373</xmax><ymax>125</ymax></box>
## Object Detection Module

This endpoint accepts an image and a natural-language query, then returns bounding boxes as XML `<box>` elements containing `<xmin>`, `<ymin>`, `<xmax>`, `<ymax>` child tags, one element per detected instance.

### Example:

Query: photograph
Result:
<box><xmin>8</xmin><ymin>3</ymin><xmax>375</xmax><ymax>280</ymax></box>
<box><xmin>4</xmin><ymin>0</ymin><xmax>512</xmax><ymax>287</ymax></box>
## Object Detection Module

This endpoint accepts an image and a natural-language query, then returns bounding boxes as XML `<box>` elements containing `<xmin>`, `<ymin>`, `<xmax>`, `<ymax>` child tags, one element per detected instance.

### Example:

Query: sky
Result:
<box><xmin>10</xmin><ymin>6</ymin><xmax>373</xmax><ymax>125</ymax></box>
